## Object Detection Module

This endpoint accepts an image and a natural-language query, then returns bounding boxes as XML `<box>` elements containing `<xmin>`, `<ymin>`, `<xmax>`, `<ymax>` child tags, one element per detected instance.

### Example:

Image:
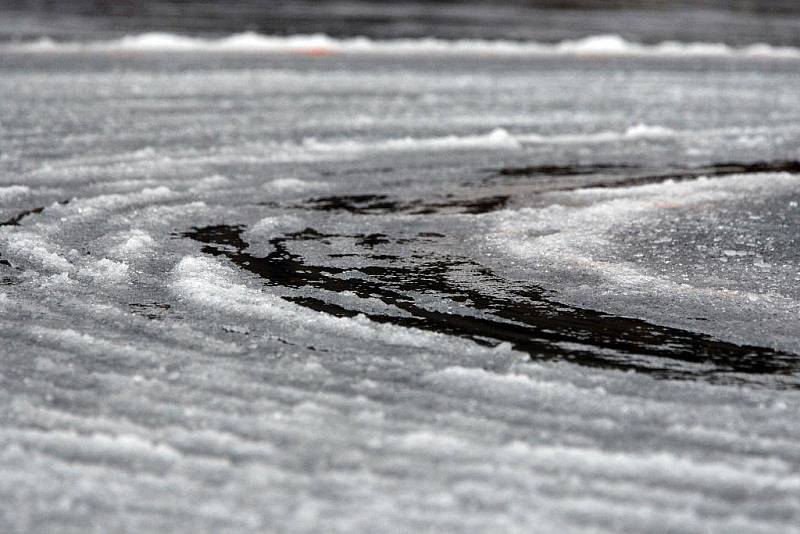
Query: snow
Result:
<box><xmin>109</xmin><ymin>230</ymin><xmax>155</xmax><ymax>258</ymax></box>
<box><xmin>6</xmin><ymin>32</ymin><xmax>800</xmax><ymax>59</ymax></box>
<box><xmin>262</xmin><ymin>178</ymin><xmax>325</xmax><ymax>193</ymax></box>
<box><xmin>0</xmin><ymin>185</ymin><xmax>30</xmax><ymax>202</ymax></box>
<box><xmin>621</xmin><ymin>123</ymin><xmax>678</xmax><ymax>139</ymax></box>
<box><xmin>77</xmin><ymin>258</ymin><xmax>129</xmax><ymax>284</ymax></box>
<box><xmin>171</xmin><ymin>256</ymin><xmax>482</xmax><ymax>351</ymax></box>
<box><xmin>4</xmin><ymin>232</ymin><xmax>73</xmax><ymax>273</ymax></box>
<box><xmin>302</xmin><ymin>127</ymin><xmax>521</xmax><ymax>154</ymax></box>
<box><xmin>249</xmin><ymin>215</ymin><xmax>305</xmax><ymax>237</ymax></box>
<box><xmin>1</xmin><ymin>39</ymin><xmax>800</xmax><ymax>533</ymax></box>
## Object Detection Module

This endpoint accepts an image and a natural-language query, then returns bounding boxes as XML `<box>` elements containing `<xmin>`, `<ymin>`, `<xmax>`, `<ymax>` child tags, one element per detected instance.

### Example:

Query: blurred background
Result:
<box><xmin>2</xmin><ymin>0</ymin><xmax>800</xmax><ymax>45</ymax></box>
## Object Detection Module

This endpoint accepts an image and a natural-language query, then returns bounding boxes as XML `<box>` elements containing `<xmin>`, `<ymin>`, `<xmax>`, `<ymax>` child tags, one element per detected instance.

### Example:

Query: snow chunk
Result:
<box><xmin>303</xmin><ymin>128</ymin><xmax>520</xmax><ymax>154</ymax></box>
<box><xmin>62</xmin><ymin>186</ymin><xmax>174</xmax><ymax>219</ymax></box>
<box><xmin>623</xmin><ymin>123</ymin><xmax>677</xmax><ymax>139</ymax></box>
<box><xmin>109</xmin><ymin>230</ymin><xmax>155</xmax><ymax>258</ymax></box>
<box><xmin>192</xmin><ymin>174</ymin><xmax>231</xmax><ymax>191</ymax></box>
<box><xmin>0</xmin><ymin>185</ymin><xmax>30</xmax><ymax>201</ymax></box>
<box><xmin>262</xmin><ymin>178</ymin><xmax>326</xmax><ymax>193</ymax></box>
<box><xmin>518</xmin><ymin>123</ymin><xmax>678</xmax><ymax>145</ymax></box>
<box><xmin>249</xmin><ymin>215</ymin><xmax>305</xmax><ymax>238</ymax></box>
<box><xmin>78</xmin><ymin>258</ymin><xmax>129</xmax><ymax>284</ymax></box>
<box><xmin>4</xmin><ymin>232</ymin><xmax>72</xmax><ymax>273</ymax></box>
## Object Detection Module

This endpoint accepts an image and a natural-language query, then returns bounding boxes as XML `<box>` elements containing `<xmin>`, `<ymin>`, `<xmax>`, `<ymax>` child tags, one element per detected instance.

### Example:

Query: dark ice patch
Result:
<box><xmin>286</xmin><ymin>194</ymin><xmax>509</xmax><ymax>215</ymax></box>
<box><xmin>490</xmin><ymin>160</ymin><xmax>800</xmax><ymax>190</ymax></box>
<box><xmin>179</xmin><ymin>223</ymin><xmax>800</xmax><ymax>389</ymax></box>
<box><xmin>494</xmin><ymin>163</ymin><xmax>636</xmax><ymax>177</ymax></box>
<box><xmin>129</xmin><ymin>302</ymin><xmax>172</xmax><ymax>320</ymax></box>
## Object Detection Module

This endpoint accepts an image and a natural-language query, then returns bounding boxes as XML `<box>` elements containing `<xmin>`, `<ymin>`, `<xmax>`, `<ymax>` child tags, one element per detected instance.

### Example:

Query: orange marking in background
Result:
<box><xmin>298</xmin><ymin>47</ymin><xmax>335</xmax><ymax>57</ymax></box>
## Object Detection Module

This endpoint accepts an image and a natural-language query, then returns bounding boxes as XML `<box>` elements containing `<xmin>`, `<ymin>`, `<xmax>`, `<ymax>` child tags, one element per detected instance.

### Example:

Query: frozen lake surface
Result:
<box><xmin>1</xmin><ymin>32</ymin><xmax>800</xmax><ymax>533</ymax></box>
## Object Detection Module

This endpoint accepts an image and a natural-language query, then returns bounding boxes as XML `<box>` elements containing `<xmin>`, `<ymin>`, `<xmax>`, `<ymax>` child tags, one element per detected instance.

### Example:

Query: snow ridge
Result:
<box><xmin>7</xmin><ymin>32</ymin><xmax>800</xmax><ymax>59</ymax></box>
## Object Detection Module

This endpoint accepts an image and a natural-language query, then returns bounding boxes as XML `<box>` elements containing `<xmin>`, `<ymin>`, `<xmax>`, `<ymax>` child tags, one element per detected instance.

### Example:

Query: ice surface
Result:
<box><xmin>484</xmin><ymin>172</ymin><xmax>800</xmax><ymax>354</ymax></box>
<box><xmin>1</xmin><ymin>42</ymin><xmax>799</xmax><ymax>533</ymax></box>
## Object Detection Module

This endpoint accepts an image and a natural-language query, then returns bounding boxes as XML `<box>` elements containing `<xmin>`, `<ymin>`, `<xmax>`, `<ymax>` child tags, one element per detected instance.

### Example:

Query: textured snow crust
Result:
<box><xmin>1</xmin><ymin>49</ymin><xmax>800</xmax><ymax>533</ymax></box>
